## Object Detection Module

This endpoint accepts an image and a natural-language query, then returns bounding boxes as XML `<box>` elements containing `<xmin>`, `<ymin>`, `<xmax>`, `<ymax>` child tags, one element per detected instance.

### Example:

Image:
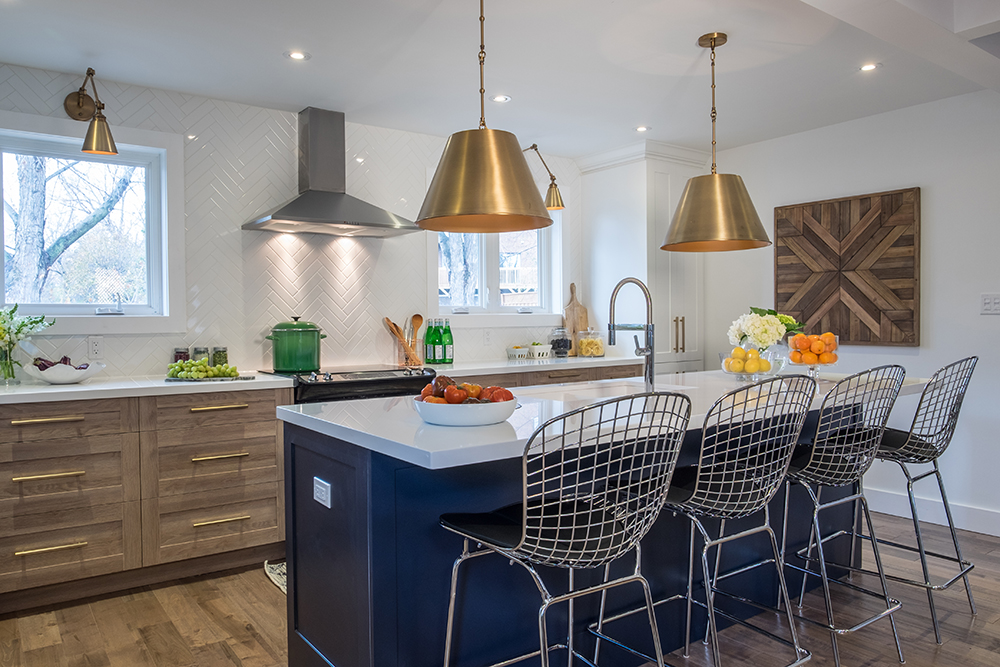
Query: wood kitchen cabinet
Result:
<box><xmin>452</xmin><ymin>363</ymin><xmax>642</xmax><ymax>389</ymax></box>
<box><xmin>0</xmin><ymin>386</ymin><xmax>292</xmax><ymax>612</ymax></box>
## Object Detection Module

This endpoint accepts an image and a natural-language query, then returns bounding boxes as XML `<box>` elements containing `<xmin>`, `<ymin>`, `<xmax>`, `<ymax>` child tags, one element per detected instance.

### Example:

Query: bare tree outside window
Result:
<box><xmin>437</xmin><ymin>229</ymin><xmax>543</xmax><ymax>312</ymax></box>
<box><xmin>2</xmin><ymin>152</ymin><xmax>145</xmax><ymax>306</ymax></box>
<box><xmin>438</xmin><ymin>232</ymin><xmax>480</xmax><ymax>307</ymax></box>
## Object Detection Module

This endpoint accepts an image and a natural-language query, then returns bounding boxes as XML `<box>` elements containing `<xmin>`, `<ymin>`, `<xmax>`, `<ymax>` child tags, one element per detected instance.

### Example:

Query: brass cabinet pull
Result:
<box><xmin>16</xmin><ymin>541</ymin><xmax>88</xmax><ymax>557</ymax></box>
<box><xmin>189</xmin><ymin>404</ymin><xmax>249</xmax><ymax>413</ymax></box>
<box><xmin>680</xmin><ymin>316</ymin><xmax>686</xmax><ymax>353</ymax></box>
<box><xmin>10</xmin><ymin>415</ymin><xmax>85</xmax><ymax>425</ymax></box>
<box><xmin>12</xmin><ymin>470</ymin><xmax>86</xmax><ymax>483</ymax></box>
<box><xmin>191</xmin><ymin>452</ymin><xmax>250</xmax><ymax>463</ymax></box>
<box><xmin>193</xmin><ymin>515</ymin><xmax>251</xmax><ymax>528</ymax></box>
<box><xmin>673</xmin><ymin>317</ymin><xmax>680</xmax><ymax>353</ymax></box>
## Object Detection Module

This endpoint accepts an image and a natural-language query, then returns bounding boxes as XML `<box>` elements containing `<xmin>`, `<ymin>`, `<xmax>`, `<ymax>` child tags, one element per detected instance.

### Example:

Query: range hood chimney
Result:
<box><xmin>242</xmin><ymin>108</ymin><xmax>419</xmax><ymax>237</ymax></box>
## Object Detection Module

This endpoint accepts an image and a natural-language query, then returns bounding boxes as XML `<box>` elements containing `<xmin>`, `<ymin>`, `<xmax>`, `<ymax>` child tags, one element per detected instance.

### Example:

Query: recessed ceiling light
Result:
<box><xmin>860</xmin><ymin>63</ymin><xmax>880</xmax><ymax>71</ymax></box>
<box><xmin>491</xmin><ymin>94</ymin><xmax>511</xmax><ymax>103</ymax></box>
<box><xmin>284</xmin><ymin>50</ymin><xmax>311</xmax><ymax>61</ymax></box>
<box><xmin>635</xmin><ymin>126</ymin><xmax>651</xmax><ymax>132</ymax></box>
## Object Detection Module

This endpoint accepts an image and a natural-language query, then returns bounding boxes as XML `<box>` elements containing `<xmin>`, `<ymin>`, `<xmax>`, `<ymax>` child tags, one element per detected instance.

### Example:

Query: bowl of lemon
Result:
<box><xmin>720</xmin><ymin>346</ymin><xmax>784</xmax><ymax>382</ymax></box>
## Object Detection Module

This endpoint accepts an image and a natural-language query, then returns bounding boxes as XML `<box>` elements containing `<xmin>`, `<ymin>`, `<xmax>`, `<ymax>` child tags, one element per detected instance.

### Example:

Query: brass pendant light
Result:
<box><xmin>416</xmin><ymin>0</ymin><xmax>551</xmax><ymax>233</ymax></box>
<box><xmin>661</xmin><ymin>33</ymin><xmax>769</xmax><ymax>252</ymax></box>
<box><xmin>64</xmin><ymin>68</ymin><xmax>118</xmax><ymax>156</ymax></box>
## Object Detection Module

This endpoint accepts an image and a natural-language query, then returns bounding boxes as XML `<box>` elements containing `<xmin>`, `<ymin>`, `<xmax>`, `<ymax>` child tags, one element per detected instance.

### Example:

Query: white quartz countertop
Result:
<box><xmin>429</xmin><ymin>354</ymin><xmax>640</xmax><ymax>376</ymax></box>
<box><xmin>0</xmin><ymin>372</ymin><xmax>295</xmax><ymax>404</ymax></box>
<box><xmin>277</xmin><ymin>371</ymin><xmax>928</xmax><ymax>470</ymax></box>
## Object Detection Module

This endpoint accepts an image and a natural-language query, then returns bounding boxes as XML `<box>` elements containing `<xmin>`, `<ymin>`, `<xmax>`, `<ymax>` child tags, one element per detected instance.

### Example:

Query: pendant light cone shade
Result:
<box><xmin>82</xmin><ymin>110</ymin><xmax>118</xmax><ymax>155</ymax></box>
<box><xmin>417</xmin><ymin>128</ymin><xmax>552</xmax><ymax>232</ymax></box>
<box><xmin>661</xmin><ymin>173</ymin><xmax>770</xmax><ymax>251</ymax></box>
<box><xmin>545</xmin><ymin>181</ymin><xmax>564</xmax><ymax>210</ymax></box>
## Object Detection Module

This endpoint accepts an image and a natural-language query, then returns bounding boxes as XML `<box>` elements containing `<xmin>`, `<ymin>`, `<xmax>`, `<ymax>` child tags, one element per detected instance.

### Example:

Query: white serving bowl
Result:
<box><xmin>22</xmin><ymin>361</ymin><xmax>106</xmax><ymax>384</ymax></box>
<box><xmin>412</xmin><ymin>395</ymin><xmax>517</xmax><ymax>426</ymax></box>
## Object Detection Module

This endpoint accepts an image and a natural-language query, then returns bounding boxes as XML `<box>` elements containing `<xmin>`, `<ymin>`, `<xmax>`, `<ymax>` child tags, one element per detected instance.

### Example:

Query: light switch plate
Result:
<box><xmin>981</xmin><ymin>293</ymin><xmax>1000</xmax><ymax>315</ymax></box>
<box><xmin>313</xmin><ymin>477</ymin><xmax>332</xmax><ymax>508</ymax></box>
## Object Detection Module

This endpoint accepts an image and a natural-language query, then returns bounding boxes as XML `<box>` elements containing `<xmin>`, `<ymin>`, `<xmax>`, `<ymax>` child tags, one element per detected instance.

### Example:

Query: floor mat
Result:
<box><xmin>264</xmin><ymin>559</ymin><xmax>286</xmax><ymax>594</ymax></box>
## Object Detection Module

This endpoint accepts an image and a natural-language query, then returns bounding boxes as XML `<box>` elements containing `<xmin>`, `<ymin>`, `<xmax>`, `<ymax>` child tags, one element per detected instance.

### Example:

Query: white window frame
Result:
<box><xmin>426</xmin><ymin>210</ymin><xmax>565</xmax><ymax>329</ymax></box>
<box><xmin>0</xmin><ymin>109</ymin><xmax>185</xmax><ymax>335</ymax></box>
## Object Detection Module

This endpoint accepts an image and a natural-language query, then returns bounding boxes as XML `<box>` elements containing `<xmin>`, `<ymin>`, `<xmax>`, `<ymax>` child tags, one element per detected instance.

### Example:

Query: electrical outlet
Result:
<box><xmin>483</xmin><ymin>329</ymin><xmax>492</xmax><ymax>346</ymax></box>
<box><xmin>313</xmin><ymin>477</ymin><xmax>332</xmax><ymax>508</ymax></box>
<box><xmin>88</xmin><ymin>336</ymin><xmax>104</xmax><ymax>359</ymax></box>
<box><xmin>981</xmin><ymin>293</ymin><xmax>1000</xmax><ymax>315</ymax></box>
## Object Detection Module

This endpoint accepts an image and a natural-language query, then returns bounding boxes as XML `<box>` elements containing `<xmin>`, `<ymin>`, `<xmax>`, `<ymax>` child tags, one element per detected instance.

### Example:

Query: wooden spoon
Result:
<box><xmin>410</xmin><ymin>314</ymin><xmax>423</xmax><ymax>350</ymax></box>
<box><xmin>384</xmin><ymin>317</ymin><xmax>422</xmax><ymax>366</ymax></box>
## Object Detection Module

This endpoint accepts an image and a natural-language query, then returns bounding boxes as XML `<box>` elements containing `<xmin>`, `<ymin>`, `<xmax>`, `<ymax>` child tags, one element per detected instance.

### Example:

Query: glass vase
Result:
<box><xmin>0</xmin><ymin>344</ymin><xmax>19</xmax><ymax>386</ymax></box>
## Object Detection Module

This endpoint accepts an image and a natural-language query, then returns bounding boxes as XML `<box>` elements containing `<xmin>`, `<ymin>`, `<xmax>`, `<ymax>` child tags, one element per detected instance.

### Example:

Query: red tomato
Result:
<box><xmin>420</xmin><ymin>383</ymin><xmax>434</xmax><ymax>399</ymax></box>
<box><xmin>489</xmin><ymin>388</ymin><xmax>514</xmax><ymax>402</ymax></box>
<box><xmin>444</xmin><ymin>385</ymin><xmax>469</xmax><ymax>404</ymax></box>
<box><xmin>480</xmin><ymin>386</ymin><xmax>502</xmax><ymax>402</ymax></box>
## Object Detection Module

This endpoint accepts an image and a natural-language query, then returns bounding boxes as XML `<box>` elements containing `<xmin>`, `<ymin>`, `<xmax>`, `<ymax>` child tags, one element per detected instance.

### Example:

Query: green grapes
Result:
<box><xmin>167</xmin><ymin>357</ymin><xmax>239</xmax><ymax>379</ymax></box>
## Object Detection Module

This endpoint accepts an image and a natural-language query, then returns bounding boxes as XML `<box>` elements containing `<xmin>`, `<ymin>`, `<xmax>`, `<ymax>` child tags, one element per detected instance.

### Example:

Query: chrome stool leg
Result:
<box><xmin>858</xmin><ymin>485</ymin><xmax>905</xmax><ymax>663</ymax></box>
<box><xmin>443</xmin><ymin>540</ymin><xmax>492</xmax><ymax>667</ymax></box>
<box><xmin>935</xmin><ymin>460</ymin><xmax>977</xmax><ymax>617</ymax></box>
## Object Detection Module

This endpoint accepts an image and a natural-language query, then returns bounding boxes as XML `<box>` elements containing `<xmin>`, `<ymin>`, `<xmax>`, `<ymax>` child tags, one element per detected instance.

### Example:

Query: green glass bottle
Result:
<box><xmin>442</xmin><ymin>318</ymin><xmax>454</xmax><ymax>364</ymax></box>
<box><xmin>425</xmin><ymin>318</ymin><xmax>440</xmax><ymax>364</ymax></box>
<box><xmin>433</xmin><ymin>318</ymin><xmax>446</xmax><ymax>364</ymax></box>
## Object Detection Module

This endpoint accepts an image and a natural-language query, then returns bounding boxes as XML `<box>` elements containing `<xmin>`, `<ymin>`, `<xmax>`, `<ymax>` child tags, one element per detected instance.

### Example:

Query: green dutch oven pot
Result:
<box><xmin>267</xmin><ymin>317</ymin><xmax>327</xmax><ymax>373</ymax></box>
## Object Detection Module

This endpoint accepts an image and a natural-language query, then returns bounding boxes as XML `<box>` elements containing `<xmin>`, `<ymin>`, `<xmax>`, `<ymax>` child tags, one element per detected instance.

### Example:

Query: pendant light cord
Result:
<box><xmin>710</xmin><ymin>37</ymin><xmax>717</xmax><ymax>175</ymax></box>
<box><xmin>479</xmin><ymin>0</ymin><xmax>487</xmax><ymax>129</ymax></box>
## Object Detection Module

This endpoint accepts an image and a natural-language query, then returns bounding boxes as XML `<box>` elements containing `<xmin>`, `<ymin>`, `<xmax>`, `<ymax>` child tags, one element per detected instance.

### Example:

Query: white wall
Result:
<box><xmin>0</xmin><ymin>63</ymin><xmax>583</xmax><ymax>372</ymax></box>
<box><xmin>704</xmin><ymin>89</ymin><xmax>1000</xmax><ymax>535</ymax></box>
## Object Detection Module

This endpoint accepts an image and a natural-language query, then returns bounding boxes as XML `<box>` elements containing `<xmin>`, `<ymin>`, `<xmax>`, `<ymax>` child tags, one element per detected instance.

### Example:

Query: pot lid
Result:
<box><xmin>271</xmin><ymin>316</ymin><xmax>322</xmax><ymax>332</ymax></box>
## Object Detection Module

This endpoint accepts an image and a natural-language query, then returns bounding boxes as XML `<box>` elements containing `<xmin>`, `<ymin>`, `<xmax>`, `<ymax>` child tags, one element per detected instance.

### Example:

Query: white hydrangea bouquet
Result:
<box><xmin>0</xmin><ymin>305</ymin><xmax>53</xmax><ymax>382</ymax></box>
<box><xmin>728</xmin><ymin>307</ymin><xmax>803</xmax><ymax>351</ymax></box>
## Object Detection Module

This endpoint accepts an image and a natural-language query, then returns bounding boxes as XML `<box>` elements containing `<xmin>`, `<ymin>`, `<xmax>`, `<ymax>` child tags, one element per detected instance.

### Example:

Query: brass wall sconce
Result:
<box><xmin>63</xmin><ymin>68</ymin><xmax>118</xmax><ymax>155</ymax></box>
<box><xmin>661</xmin><ymin>33</ymin><xmax>770</xmax><ymax>252</ymax></box>
<box><xmin>523</xmin><ymin>144</ymin><xmax>565</xmax><ymax>210</ymax></box>
<box><xmin>416</xmin><ymin>0</ymin><xmax>551</xmax><ymax>233</ymax></box>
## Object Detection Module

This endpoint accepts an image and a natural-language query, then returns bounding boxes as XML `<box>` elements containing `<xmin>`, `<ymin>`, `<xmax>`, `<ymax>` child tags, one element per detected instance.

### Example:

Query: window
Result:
<box><xmin>0</xmin><ymin>110</ymin><xmax>184</xmax><ymax>334</ymax></box>
<box><xmin>437</xmin><ymin>222</ymin><xmax>552</xmax><ymax>314</ymax></box>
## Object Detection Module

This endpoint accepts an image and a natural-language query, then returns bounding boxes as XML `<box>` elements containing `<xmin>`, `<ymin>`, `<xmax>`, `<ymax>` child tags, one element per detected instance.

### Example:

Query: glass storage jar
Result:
<box><xmin>192</xmin><ymin>346</ymin><xmax>210</xmax><ymax>362</ymax></box>
<box><xmin>577</xmin><ymin>328</ymin><xmax>605</xmax><ymax>357</ymax></box>
<box><xmin>548</xmin><ymin>327</ymin><xmax>571</xmax><ymax>358</ymax></box>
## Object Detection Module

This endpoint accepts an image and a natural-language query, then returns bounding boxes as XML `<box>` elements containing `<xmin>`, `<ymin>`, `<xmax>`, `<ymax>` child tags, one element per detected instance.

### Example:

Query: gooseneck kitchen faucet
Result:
<box><xmin>608</xmin><ymin>277</ymin><xmax>654</xmax><ymax>393</ymax></box>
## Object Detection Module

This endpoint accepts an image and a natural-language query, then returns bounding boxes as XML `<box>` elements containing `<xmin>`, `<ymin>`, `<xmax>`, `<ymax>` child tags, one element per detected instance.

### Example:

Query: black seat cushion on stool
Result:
<box><xmin>441</xmin><ymin>498</ymin><xmax>633</xmax><ymax>559</ymax></box>
<box><xmin>664</xmin><ymin>465</ymin><xmax>698</xmax><ymax>505</ymax></box>
<box><xmin>878</xmin><ymin>427</ymin><xmax>937</xmax><ymax>461</ymax></box>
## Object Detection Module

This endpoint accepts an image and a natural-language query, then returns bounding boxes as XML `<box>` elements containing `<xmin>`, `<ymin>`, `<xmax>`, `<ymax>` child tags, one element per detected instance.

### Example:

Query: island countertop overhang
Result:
<box><xmin>276</xmin><ymin>370</ymin><xmax>929</xmax><ymax>470</ymax></box>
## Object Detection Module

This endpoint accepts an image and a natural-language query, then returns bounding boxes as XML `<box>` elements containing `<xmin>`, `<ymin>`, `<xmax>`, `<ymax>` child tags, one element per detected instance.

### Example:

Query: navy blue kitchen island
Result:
<box><xmin>277</xmin><ymin>373</ymin><xmax>925</xmax><ymax>667</ymax></box>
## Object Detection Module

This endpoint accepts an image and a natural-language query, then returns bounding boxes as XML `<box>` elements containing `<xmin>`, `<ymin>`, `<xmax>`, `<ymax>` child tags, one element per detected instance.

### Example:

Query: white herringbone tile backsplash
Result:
<box><xmin>0</xmin><ymin>62</ymin><xmax>585</xmax><ymax>376</ymax></box>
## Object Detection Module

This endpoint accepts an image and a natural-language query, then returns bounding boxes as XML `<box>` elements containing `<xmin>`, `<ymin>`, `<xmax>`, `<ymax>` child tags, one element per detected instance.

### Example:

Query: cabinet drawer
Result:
<box><xmin>525</xmin><ymin>368</ymin><xmax>594</xmax><ymax>385</ymax></box>
<box><xmin>140</xmin><ymin>422</ymin><xmax>279</xmax><ymax>498</ymax></box>
<box><xmin>0</xmin><ymin>398</ymin><xmax>138</xmax><ymax>444</ymax></box>
<box><xmin>139</xmin><ymin>390</ymin><xmax>280</xmax><ymax>431</ymax></box>
<box><xmin>141</xmin><ymin>482</ymin><xmax>280</xmax><ymax>565</ymax></box>
<box><xmin>1</xmin><ymin>433</ymin><xmax>139</xmax><ymax>514</ymax></box>
<box><xmin>0</xmin><ymin>501</ymin><xmax>141</xmax><ymax>593</ymax></box>
<box><xmin>597</xmin><ymin>364</ymin><xmax>643</xmax><ymax>380</ymax></box>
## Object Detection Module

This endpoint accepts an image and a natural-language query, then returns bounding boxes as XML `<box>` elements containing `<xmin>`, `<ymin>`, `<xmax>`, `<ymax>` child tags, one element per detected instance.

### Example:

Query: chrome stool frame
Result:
<box><xmin>780</xmin><ymin>365</ymin><xmax>906</xmax><ymax>667</ymax></box>
<box><xmin>440</xmin><ymin>392</ymin><xmax>692</xmax><ymax>667</ymax></box>
<box><xmin>590</xmin><ymin>376</ymin><xmax>817</xmax><ymax>667</ymax></box>
<box><xmin>858</xmin><ymin>356</ymin><xmax>978</xmax><ymax>644</ymax></box>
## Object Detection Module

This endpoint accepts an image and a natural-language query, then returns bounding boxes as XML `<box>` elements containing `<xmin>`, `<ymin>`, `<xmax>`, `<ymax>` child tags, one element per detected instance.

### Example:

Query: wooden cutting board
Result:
<box><xmin>562</xmin><ymin>283</ymin><xmax>589</xmax><ymax>357</ymax></box>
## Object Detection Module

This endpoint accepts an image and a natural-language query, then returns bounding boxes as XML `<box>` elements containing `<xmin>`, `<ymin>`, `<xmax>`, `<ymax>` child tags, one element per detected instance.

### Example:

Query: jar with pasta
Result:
<box><xmin>577</xmin><ymin>328</ymin><xmax>605</xmax><ymax>357</ymax></box>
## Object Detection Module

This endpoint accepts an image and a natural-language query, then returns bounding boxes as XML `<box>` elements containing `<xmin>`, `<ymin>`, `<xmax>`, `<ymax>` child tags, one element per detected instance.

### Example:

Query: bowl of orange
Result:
<box><xmin>787</xmin><ymin>332</ymin><xmax>839</xmax><ymax>378</ymax></box>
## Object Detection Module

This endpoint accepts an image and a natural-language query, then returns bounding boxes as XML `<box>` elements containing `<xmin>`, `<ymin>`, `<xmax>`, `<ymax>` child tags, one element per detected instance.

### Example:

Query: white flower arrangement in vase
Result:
<box><xmin>0</xmin><ymin>305</ymin><xmax>53</xmax><ymax>384</ymax></box>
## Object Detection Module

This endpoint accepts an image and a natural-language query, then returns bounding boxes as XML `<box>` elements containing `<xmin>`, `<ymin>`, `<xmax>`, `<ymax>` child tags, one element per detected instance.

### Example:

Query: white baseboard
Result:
<box><xmin>865</xmin><ymin>487</ymin><xmax>1000</xmax><ymax>538</ymax></box>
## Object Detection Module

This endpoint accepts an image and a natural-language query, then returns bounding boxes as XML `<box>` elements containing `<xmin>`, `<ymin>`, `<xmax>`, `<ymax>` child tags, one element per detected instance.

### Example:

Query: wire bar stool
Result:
<box><xmin>439</xmin><ymin>392</ymin><xmax>692</xmax><ymax>667</ymax></box>
<box><xmin>777</xmin><ymin>365</ymin><xmax>906</xmax><ymax>667</ymax></box>
<box><xmin>590</xmin><ymin>376</ymin><xmax>816</xmax><ymax>667</ymax></box>
<box><xmin>857</xmin><ymin>356</ymin><xmax>978</xmax><ymax>644</ymax></box>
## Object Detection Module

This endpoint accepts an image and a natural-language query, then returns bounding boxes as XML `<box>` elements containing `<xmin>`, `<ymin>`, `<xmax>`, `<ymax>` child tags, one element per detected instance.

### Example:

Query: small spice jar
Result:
<box><xmin>577</xmin><ymin>328</ymin><xmax>605</xmax><ymax>357</ymax></box>
<box><xmin>192</xmin><ymin>346</ymin><xmax>210</xmax><ymax>362</ymax></box>
<box><xmin>172</xmin><ymin>347</ymin><xmax>190</xmax><ymax>363</ymax></box>
<box><xmin>212</xmin><ymin>346</ymin><xmax>228</xmax><ymax>365</ymax></box>
<box><xmin>548</xmin><ymin>327</ymin><xmax>571</xmax><ymax>358</ymax></box>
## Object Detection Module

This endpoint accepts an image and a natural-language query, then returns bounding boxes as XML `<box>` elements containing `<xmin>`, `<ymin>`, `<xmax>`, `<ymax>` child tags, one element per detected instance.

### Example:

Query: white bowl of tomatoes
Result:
<box><xmin>413</xmin><ymin>377</ymin><xmax>517</xmax><ymax>426</ymax></box>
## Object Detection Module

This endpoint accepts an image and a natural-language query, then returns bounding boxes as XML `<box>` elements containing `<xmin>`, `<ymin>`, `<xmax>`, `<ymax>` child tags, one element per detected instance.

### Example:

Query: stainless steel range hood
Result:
<box><xmin>242</xmin><ymin>108</ymin><xmax>419</xmax><ymax>237</ymax></box>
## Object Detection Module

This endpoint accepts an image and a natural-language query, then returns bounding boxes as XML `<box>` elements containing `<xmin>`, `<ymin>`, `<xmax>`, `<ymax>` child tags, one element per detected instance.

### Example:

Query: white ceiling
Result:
<box><xmin>1</xmin><ymin>0</ymin><xmax>999</xmax><ymax>158</ymax></box>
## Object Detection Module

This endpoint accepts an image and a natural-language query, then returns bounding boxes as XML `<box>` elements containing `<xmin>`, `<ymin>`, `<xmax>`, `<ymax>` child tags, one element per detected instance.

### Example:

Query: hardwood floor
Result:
<box><xmin>0</xmin><ymin>511</ymin><xmax>997</xmax><ymax>667</ymax></box>
<box><xmin>0</xmin><ymin>565</ymin><xmax>287</xmax><ymax>667</ymax></box>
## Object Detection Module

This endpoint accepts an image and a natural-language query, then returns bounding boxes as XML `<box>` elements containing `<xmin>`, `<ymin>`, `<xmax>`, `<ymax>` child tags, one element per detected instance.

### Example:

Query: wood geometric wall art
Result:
<box><xmin>775</xmin><ymin>187</ymin><xmax>920</xmax><ymax>346</ymax></box>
